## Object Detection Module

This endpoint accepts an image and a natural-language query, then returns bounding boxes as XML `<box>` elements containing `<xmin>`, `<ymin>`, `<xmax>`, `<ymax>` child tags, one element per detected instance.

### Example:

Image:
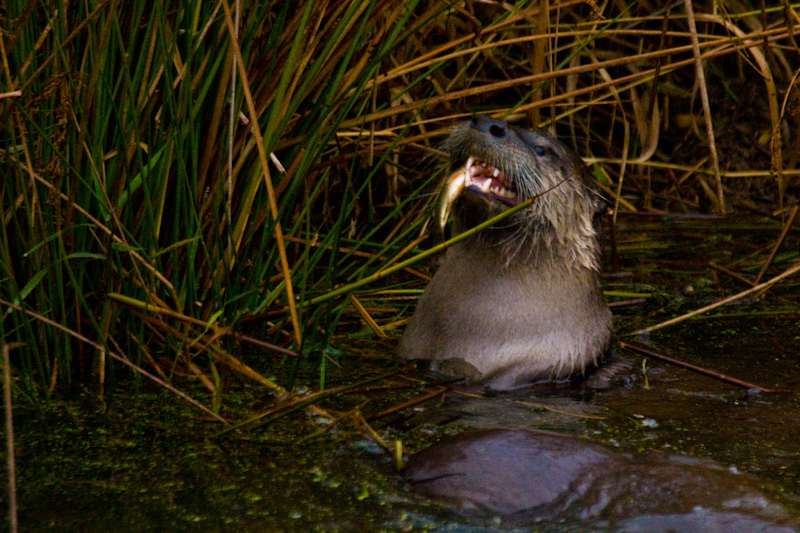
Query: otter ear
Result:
<box><xmin>590</xmin><ymin>187</ymin><xmax>608</xmax><ymax>216</ymax></box>
<box><xmin>574</xmin><ymin>164</ymin><xmax>607</xmax><ymax>216</ymax></box>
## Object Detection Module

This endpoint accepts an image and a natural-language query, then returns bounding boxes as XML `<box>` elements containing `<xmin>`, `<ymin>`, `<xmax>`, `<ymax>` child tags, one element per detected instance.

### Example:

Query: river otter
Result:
<box><xmin>397</xmin><ymin>115</ymin><xmax>612</xmax><ymax>390</ymax></box>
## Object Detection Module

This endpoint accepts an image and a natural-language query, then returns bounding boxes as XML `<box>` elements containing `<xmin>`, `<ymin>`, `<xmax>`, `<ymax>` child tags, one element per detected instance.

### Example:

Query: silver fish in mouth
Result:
<box><xmin>435</xmin><ymin>166</ymin><xmax>466</xmax><ymax>233</ymax></box>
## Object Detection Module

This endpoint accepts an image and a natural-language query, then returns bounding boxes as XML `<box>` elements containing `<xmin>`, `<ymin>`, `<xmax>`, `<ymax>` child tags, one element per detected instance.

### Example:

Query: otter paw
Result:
<box><xmin>432</xmin><ymin>358</ymin><xmax>483</xmax><ymax>382</ymax></box>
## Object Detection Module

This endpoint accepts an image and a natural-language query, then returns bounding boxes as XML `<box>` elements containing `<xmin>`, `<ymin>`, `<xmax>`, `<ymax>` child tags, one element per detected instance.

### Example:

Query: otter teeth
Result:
<box><xmin>464</xmin><ymin>157</ymin><xmax>516</xmax><ymax>199</ymax></box>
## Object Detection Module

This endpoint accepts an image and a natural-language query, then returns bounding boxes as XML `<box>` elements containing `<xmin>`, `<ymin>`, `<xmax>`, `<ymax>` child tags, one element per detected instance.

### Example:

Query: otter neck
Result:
<box><xmin>451</xmin><ymin>218</ymin><xmax>600</xmax><ymax>273</ymax></box>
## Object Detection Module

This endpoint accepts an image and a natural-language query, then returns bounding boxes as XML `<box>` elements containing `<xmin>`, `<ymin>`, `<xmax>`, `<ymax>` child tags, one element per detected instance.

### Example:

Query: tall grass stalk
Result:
<box><xmin>1</xmin><ymin>0</ymin><xmax>435</xmax><ymax>405</ymax></box>
<box><xmin>3</xmin><ymin>343</ymin><xmax>18</xmax><ymax>533</ymax></box>
<box><xmin>1</xmin><ymin>1</ymin><xmax>797</xmax><ymax>411</ymax></box>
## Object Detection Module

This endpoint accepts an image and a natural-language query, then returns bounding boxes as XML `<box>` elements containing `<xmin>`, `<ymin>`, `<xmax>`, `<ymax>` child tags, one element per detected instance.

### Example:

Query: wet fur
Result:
<box><xmin>397</xmin><ymin>117</ymin><xmax>612</xmax><ymax>390</ymax></box>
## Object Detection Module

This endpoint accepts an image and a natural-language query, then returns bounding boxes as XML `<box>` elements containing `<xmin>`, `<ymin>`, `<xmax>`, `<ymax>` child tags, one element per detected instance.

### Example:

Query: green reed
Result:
<box><xmin>0</xmin><ymin>0</ymin><xmax>449</xmax><ymax>405</ymax></box>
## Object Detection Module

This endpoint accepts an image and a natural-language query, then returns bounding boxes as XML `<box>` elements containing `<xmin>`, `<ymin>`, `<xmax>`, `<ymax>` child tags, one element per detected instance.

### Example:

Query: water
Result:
<box><xmin>5</xmin><ymin>215</ymin><xmax>800</xmax><ymax>530</ymax></box>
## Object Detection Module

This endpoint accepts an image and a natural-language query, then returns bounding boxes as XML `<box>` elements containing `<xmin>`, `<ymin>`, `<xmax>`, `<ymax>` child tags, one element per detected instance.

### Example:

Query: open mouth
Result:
<box><xmin>462</xmin><ymin>157</ymin><xmax>517</xmax><ymax>203</ymax></box>
<box><xmin>435</xmin><ymin>157</ymin><xmax>519</xmax><ymax>232</ymax></box>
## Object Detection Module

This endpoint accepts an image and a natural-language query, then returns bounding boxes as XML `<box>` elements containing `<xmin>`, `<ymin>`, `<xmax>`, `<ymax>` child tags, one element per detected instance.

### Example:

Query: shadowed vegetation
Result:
<box><xmin>1</xmin><ymin>1</ymin><xmax>799</xmax><ymax>413</ymax></box>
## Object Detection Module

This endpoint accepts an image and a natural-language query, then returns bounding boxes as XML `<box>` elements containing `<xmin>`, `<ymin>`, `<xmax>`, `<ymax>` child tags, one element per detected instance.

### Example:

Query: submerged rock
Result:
<box><xmin>403</xmin><ymin>429</ymin><xmax>799</xmax><ymax>530</ymax></box>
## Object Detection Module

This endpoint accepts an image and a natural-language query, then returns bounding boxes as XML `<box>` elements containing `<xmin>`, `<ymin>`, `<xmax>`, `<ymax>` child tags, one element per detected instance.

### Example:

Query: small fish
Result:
<box><xmin>435</xmin><ymin>157</ymin><xmax>470</xmax><ymax>234</ymax></box>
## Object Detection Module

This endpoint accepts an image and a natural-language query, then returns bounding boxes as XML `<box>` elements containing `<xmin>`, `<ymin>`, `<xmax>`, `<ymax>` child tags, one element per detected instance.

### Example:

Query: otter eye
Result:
<box><xmin>518</xmin><ymin>129</ymin><xmax>560</xmax><ymax>158</ymax></box>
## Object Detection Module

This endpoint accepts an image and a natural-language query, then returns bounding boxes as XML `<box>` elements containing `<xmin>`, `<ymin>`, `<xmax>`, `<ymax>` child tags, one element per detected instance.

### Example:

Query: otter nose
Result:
<box><xmin>470</xmin><ymin>115</ymin><xmax>508</xmax><ymax>139</ymax></box>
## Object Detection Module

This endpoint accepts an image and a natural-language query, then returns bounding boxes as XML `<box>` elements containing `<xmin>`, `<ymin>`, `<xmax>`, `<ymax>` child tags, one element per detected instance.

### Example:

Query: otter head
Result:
<box><xmin>437</xmin><ymin>115</ymin><xmax>605</xmax><ymax>271</ymax></box>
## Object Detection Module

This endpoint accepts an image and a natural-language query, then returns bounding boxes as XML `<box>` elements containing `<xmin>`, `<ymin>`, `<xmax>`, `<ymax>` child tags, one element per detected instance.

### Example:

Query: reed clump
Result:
<box><xmin>1</xmin><ymin>1</ymin><xmax>798</xmax><ymax>410</ymax></box>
